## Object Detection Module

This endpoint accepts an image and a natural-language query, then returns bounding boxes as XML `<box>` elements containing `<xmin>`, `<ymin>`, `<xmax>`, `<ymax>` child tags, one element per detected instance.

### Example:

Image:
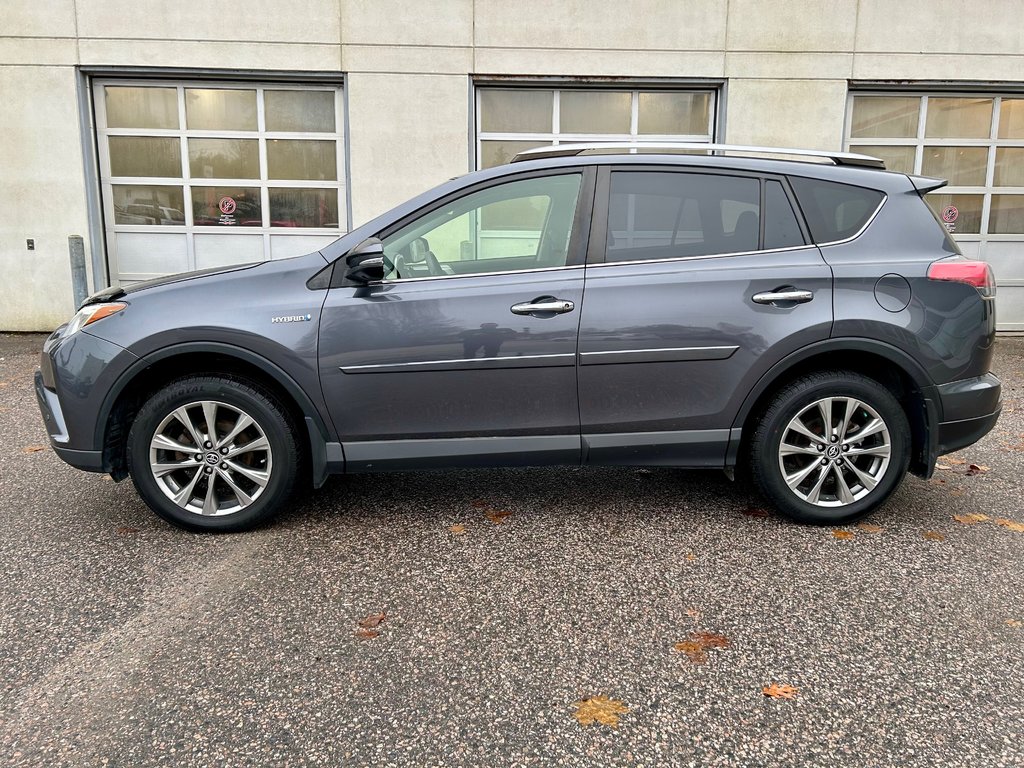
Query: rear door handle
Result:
<box><xmin>510</xmin><ymin>297</ymin><xmax>575</xmax><ymax>316</ymax></box>
<box><xmin>751</xmin><ymin>288</ymin><xmax>814</xmax><ymax>305</ymax></box>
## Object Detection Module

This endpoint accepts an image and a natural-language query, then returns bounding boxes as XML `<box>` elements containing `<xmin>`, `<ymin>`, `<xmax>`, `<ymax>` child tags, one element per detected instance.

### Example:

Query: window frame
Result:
<box><xmin>93</xmin><ymin>77</ymin><xmax>348</xmax><ymax>282</ymax></box>
<box><xmin>474</xmin><ymin>84</ymin><xmax>720</xmax><ymax>170</ymax></box>
<box><xmin>585</xmin><ymin>165</ymin><xmax>811</xmax><ymax>267</ymax></box>
<box><xmin>368</xmin><ymin>166</ymin><xmax>598</xmax><ymax>284</ymax></box>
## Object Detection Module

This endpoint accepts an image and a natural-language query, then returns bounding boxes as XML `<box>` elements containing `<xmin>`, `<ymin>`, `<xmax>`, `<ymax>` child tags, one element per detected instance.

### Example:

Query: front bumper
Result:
<box><xmin>35</xmin><ymin>369</ymin><xmax>106</xmax><ymax>471</ymax></box>
<box><xmin>35</xmin><ymin>329</ymin><xmax>138</xmax><ymax>474</ymax></box>
<box><xmin>934</xmin><ymin>372</ymin><xmax>1002</xmax><ymax>456</ymax></box>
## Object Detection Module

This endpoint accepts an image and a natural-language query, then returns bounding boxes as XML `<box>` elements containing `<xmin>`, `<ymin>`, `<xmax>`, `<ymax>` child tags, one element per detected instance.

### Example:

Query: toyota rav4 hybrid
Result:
<box><xmin>35</xmin><ymin>143</ymin><xmax>1001</xmax><ymax>532</ymax></box>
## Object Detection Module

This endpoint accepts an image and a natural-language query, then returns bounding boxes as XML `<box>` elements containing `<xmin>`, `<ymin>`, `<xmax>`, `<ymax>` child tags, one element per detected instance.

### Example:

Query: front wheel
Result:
<box><xmin>127</xmin><ymin>376</ymin><xmax>300</xmax><ymax>532</ymax></box>
<box><xmin>750</xmin><ymin>371</ymin><xmax>911</xmax><ymax>525</ymax></box>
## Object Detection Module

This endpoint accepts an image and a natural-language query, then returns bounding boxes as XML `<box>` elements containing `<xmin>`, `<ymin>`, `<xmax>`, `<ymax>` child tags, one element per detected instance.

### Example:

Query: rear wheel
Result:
<box><xmin>127</xmin><ymin>376</ymin><xmax>300</xmax><ymax>532</ymax></box>
<box><xmin>751</xmin><ymin>371</ymin><xmax>910</xmax><ymax>525</ymax></box>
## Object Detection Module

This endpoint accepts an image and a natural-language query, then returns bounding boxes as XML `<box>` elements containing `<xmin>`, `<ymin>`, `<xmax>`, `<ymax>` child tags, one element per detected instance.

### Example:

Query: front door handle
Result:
<box><xmin>751</xmin><ymin>288</ymin><xmax>814</xmax><ymax>306</ymax></box>
<box><xmin>510</xmin><ymin>297</ymin><xmax>575</xmax><ymax>316</ymax></box>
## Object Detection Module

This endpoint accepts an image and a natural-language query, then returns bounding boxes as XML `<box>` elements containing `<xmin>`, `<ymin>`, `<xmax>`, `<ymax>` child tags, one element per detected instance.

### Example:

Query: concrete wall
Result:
<box><xmin>1</xmin><ymin>0</ymin><xmax>1023</xmax><ymax>329</ymax></box>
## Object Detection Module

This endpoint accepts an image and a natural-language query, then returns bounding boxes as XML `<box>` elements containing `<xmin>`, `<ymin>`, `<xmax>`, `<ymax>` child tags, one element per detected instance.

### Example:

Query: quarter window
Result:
<box><xmin>382</xmin><ymin>174</ymin><xmax>582</xmax><ymax>279</ymax></box>
<box><xmin>606</xmin><ymin>172</ymin><xmax>761</xmax><ymax>262</ymax></box>
<box><xmin>788</xmin><ymin>177</ymin><xmax>884</xmax><ymax>243</ymax></box>
<box><xmin>476</xmin><ymin>87</ymin><xmax>716</xmax><ymax>169</ymax></box>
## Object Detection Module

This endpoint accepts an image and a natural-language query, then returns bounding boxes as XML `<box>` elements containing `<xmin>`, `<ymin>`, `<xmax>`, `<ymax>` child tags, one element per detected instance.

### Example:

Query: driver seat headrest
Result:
<box><xmin>407</xmin><ymin>237</ymin><xmax>429</xmax><ymax>263</ymax></box>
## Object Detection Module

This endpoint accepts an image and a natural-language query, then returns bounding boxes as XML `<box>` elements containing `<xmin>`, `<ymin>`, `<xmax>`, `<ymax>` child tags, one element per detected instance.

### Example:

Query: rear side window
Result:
<box><xmin>606</xmin><ymin>171</ymin><xmax>760</xmax><ymax>261</ymax></box>
<box><xmin>763</xmin><ymin>180</ymin><xmax>805</xmax><ymax>249</ymax></box>
<box><xmin>789</xmin><ymin>176</ymin><xmax>884</xmax><ymax>243</ymax></box>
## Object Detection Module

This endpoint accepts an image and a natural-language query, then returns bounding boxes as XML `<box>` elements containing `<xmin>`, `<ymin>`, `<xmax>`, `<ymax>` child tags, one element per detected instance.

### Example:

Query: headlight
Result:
<box><xmin>63</xmin><ymin>302</ymin><xmax>127</xmax><ymax>337</ymax></box>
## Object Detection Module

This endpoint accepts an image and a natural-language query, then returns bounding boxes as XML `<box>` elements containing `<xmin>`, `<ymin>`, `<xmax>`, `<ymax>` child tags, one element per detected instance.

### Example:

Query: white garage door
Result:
<box><xmin>846</xmin><ymin>92</ymin><xmax>1024</xmax><ymax>330</ymax></box>
<box><xmin>93</xmin><ymin>80</ymin><xmax>347</xmax><ymax>285</ymax></box>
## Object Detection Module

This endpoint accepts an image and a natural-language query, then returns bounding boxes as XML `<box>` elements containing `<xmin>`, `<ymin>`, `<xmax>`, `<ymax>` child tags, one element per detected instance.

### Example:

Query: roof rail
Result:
<box><xmin>510</xmin><ymin>142</ymin><xmax>886</xmax><ymax>169</ymax></box>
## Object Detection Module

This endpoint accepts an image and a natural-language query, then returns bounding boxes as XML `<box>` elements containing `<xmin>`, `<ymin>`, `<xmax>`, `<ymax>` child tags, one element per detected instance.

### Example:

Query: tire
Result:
<box><xmin>127</xmin><ymin>376</ymin><xmax>301</xmax><ymax>532</ymax></box>
<box><xmin>750</xmin><ymin>370</ymin><xmax>911</xmax><ymax>525</ymax></box>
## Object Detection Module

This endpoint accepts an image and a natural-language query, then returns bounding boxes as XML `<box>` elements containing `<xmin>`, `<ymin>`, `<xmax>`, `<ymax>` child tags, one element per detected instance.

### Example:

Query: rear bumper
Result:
<box><xmin>936</xmin><ymin>410</ymin><xmax>1001</xmax><ymax>456</ymax></box>
<box><xmin>934</xmin><ymin>372</ymin><xmax>1001</xmax><ymax>456</ymax></box>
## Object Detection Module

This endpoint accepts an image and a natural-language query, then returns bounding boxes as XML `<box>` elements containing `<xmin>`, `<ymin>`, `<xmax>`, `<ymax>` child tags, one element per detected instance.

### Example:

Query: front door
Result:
<box><xmin>319</xmin><ymin>169</ymin><xmax>593</xmax><ymax>470</ymax></box>
<box><xmin>578</xmin><ymin>167</ymin><xmax>833</xmax><ymax>465</ymax></box>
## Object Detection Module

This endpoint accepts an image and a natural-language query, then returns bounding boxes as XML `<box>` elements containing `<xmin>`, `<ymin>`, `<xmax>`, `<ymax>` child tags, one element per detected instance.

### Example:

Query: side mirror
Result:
<box><xmin>343</xmin><ymin>238</ymin><xmax>386</xmax><ymax>284</ymax></box>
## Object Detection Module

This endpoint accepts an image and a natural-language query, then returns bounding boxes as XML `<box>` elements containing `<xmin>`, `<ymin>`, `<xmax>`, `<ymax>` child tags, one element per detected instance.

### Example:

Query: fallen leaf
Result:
<box><xmin>674</xmin><ymin>631</ymin><xmax>731</xmax><ymax>663</ymax></box>
<box><xmin>923</xmin><ymin>531</ymin><xmax>945</xmax><ymax>541</ymax></box>
<box><xmin>22</xmin><ymin>445</ymin><xmax>47</xmax><ymax>454</ymax></box>
<box><xmin>685</xmin><ymin>553</ymin><xmax>696</xmax><ymax>562</ymax></box>
<box><xmin>674</xmin><ymin>640</ymin><xmax>708</xmax><ymax>663</ymax></box>
<box><xmin>995</xmin><ymin>518</ymin><xmax>1024</xmax><ymax>533</ymax></box>
<box><xmin>354</xmin><ymin>628</ymin><xmax>380</xmax><ymax>640</ymax></box>
<box><xmin>832</xmin><ymin>530</ymin><xmax>855</xmax><ymax>540</ymax></box>
<box><xmin>935</xmin><ymin>463</ymin><xmax>952</xmax><ymax>471</ymax></box>
<box><xmin>741</xmin><ymin>506</ymin><xmax>769</xmax><ymax>518</ymax></box>
<box><xmin>966</xmin><ymin>464</ymin><xmax>990</xmax><ymax>476</ymax></box>
<box><xmin>358</xmin><ymin>612</ymin><xmax>387</xmax><ymax>629</ymax></box>
<box><xmin>449</xmin><ymin>524</ymin><xmax>466</xmax><ymax>535</ymax></box>
<box><xmin>470</xmin><ymin>499</ymin><xmax>487</xmax><ymax>508</ymax></box>
<box><xmin>685</xmin><ymin>608</ymin><xmax>701</xmax><ymax>622</ymax></box>
<box><xmin>953</xmin><ymin>513</ymin><xmax>989</xmax><ymax>525</ymax></box>
<box><xmin>691</xmin><ymin>631</ymin><xmax>731</xmax><ymax>649</ymax></box>
<box><xmin>856</xmin><ymin>522</ymin><xmax>884</xmax><ymax>533</ymax></box>
<box><xmin>571</xmin><ymin>696</ymin><xmax>629</xmax><ymax>727</ymax></box>
<box><xmin>1005</xmin><ymin>619</ymin><xmax>1022</xmax><ymax>628</ymax></box>
<box><xmin>762</xmin><ymin>683</ymin><xmax>799</xmax><ymax>699</ymax></box>
<box><xmin>943</xmin><ymin>457</ymin><xmax>967</xmax><ymax>465</ymax></box>
<box><xmin>485</xmin><ymin>509</ymin><xmax>512</xmax><ymax>524</ymax></box>
<box><xmin>115</xmin><ymin>526</ymin><xmax>140</xmax><ymax>535</ymax></box>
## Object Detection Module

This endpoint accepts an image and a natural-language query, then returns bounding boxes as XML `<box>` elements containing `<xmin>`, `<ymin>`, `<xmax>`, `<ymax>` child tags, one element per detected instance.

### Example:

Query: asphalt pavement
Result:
<box><xmin>1</xmin><ymin>332</ymin><xmax>1022</xmax><ymax>767</ymax></box>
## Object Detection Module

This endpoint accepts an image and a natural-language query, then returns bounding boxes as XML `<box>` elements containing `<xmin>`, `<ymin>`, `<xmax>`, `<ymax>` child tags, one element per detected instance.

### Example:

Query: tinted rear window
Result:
<box><xmin>606</xmin><ymin>171</ymin><xmax>760</xmax><ymax>261</ymax></box>
<box><xmin>789</xmin><ymin>177</ymin><xmax>884</xmax><ymax>243</ymax></box>
<box><xmin>764</xmin><ymin>180</ymin><xmax>805</xmax><ymax>249</ymax></box>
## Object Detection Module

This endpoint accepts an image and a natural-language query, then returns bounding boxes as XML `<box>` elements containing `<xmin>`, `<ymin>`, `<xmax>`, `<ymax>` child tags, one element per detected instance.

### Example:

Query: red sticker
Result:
<box><xmin>941</xmin><ymin>205</ymin><xmax>958</xmax><ymax>223</ymax></box>
<box><xmin>218</xmin><ymin>196</ymin><xmax>237</xmax><ymax>215</ymax></box>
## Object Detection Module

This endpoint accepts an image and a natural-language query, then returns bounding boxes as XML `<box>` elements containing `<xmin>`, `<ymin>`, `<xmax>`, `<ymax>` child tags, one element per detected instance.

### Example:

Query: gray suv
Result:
<box><xmin>35</xmin><ymin>143</ymin><xmax>1001</xmax><ymax>532</ymax></box>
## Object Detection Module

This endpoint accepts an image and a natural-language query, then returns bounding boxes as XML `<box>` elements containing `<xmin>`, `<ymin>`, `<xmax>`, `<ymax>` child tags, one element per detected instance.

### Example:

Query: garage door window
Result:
<box><xmin>95</xmin><ymin>81</ymin><xmax>346</xmax><ymax>284</ymax></box>
<box><xmin>476</xmin><ymin>87</ymin><xmax>716</xmax><ymax>169</ymax></box>
<box><xmin>846</xmin><ymin>93</ymin><xmax>1024</xmax><ymax>328</ymax></box>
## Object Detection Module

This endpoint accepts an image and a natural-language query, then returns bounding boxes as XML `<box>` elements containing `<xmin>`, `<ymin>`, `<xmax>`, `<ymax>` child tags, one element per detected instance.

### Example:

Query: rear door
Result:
<box><xmin>578</xmin><ymin>166</ymin><xmax>833</xmax><ymax>465</ymax></box>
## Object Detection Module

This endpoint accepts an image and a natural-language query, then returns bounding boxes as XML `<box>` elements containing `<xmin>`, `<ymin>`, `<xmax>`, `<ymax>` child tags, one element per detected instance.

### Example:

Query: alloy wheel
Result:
<box><xmin>777</xmin><ymin>396</ymin><xmax>892</xmax><ymax>508</ymax></box>
<box><xmin>148</xmin><ymin>400</ymin><xmax>273</xmax><ymax>516</ymax></box>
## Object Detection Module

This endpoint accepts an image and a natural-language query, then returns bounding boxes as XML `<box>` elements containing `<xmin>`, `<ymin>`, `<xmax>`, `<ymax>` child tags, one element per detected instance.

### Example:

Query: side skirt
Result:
<box><xmin>335</xmin><ymin>429</ymin><xmax>736</xmax><ymax>474</ymax></box>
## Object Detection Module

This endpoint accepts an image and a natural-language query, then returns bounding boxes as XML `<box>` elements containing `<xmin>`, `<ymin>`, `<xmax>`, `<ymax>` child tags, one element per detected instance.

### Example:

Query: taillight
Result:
<box><xmin>927</xmin><ymin>259</ymin><xmax>995</xmax><ymax>297</ymax></box>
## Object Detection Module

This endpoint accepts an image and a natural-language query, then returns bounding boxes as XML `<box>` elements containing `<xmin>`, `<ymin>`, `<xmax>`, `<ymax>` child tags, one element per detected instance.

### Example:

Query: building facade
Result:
<box><xmin>2</xmin><ymin>0</ymin><xmax>1022</xmax><ymax>330</ymax></box>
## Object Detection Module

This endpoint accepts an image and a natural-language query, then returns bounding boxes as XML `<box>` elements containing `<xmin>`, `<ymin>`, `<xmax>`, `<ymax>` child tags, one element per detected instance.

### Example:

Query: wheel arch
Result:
<box><xmin>99</xmin><ymin>342</ymin><xmax>340</xmax><ymax>485</ymax></box>
<box><xmin>729</xmin><ymin>338</ymin><xmax>939</xmax><ymax>478</ymax></box>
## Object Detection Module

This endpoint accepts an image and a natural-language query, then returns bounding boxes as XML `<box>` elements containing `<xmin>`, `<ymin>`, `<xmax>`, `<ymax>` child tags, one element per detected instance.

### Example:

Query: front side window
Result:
<box><xmin>605</xmin><ymin>172</ymin><xmax>761</xmax><ymax>262</ymax></box>
<box><xmin>382</xmin><ymin>174</ymin><xmax>582</xmax><ymax>279</ymax></box>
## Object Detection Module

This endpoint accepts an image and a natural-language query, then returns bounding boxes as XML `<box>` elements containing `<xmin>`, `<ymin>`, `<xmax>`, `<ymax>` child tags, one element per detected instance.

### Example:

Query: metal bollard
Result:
<box><xmin>68</xmin><ymin>235</ymin><xmax>88</xmax><ymax>309</ymax></box>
